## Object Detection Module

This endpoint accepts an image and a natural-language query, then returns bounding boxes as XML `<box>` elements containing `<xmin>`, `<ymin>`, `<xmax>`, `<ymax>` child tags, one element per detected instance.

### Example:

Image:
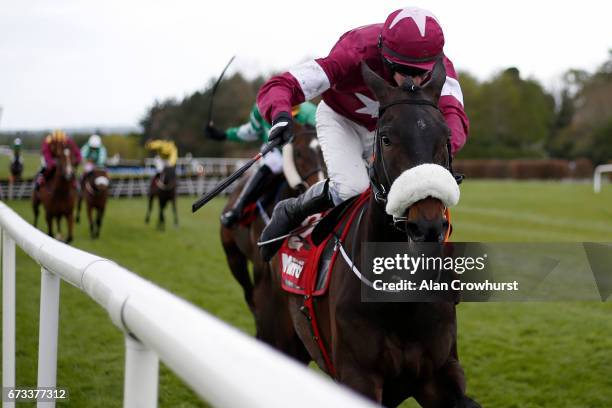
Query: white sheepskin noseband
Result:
<box><xmin>385</xmin><ymin>163</ymin><xmax>460</xmax><ymax>218</ymax></box>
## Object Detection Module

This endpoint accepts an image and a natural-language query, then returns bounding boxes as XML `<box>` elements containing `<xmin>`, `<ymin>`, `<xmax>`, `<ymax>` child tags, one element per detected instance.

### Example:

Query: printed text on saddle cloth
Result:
<box><xmin>386</xmin><ymin>163</ymin><xmax>460</xmax><ymax>218</ymax></box>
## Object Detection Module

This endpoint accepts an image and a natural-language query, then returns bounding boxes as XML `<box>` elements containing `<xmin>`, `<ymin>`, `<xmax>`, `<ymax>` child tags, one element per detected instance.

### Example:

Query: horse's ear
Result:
<box><xmin>423</xmin><ymin>57</ymin><xmax>447</xmax><ymax>103</ymax></box>
<box><xmin>361</xmin><ymin>61</ymin><xmax>392</xmax><ymax>102</ymax></box>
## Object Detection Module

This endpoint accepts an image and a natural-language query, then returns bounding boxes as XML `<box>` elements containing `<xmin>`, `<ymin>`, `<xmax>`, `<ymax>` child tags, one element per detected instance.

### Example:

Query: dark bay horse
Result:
<box><xmin>33</xmin><ymin>142</ymin><xmax>78</xmax><ymax>243</ymax></box>
<box><xmin>261</xmin><ymin>60</ymin><xmax>480</xmax><ymax>407</ymax></box>
<box><xmin>76</xmin><ymin>169</ymin><xmax>110</xmax><ymax>238</ymax></box>
<box><xmin>220</xmin><ymin>125</ymin><xmax>324</xmax><ymax>335</ymax></box>
<box><xmin>145</xmin><ymin>166</ymin><xmax>178</xmax><ymax>230</ymax></box>
<box><xmin>8</xmin><ymin>151</ymin><xmax>24</xmax><ymax>200</ymax></box>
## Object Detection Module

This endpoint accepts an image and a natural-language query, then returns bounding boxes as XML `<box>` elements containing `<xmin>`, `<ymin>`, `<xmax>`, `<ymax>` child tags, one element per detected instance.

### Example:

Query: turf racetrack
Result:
<box><xmin>2</xmin><ymin>181</ymin><xmax>612</xmax><ymax>407</ymax></box>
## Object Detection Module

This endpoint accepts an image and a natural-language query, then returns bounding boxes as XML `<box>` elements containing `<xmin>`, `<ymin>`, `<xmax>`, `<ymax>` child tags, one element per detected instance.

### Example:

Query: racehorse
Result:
<box><xmin>259</xmin><ymin>60</ymin><xmax>480</xmax><ymax>407</ymax></box>
<box><xmin>8</xmin><ymin>154</ymin><xmax>24</xmax><ymax>200</ymax></box>
<box><xmin>145</xmin><ymin>166</ymin><xmax>178</xmax><ymax>230</ymax></box>
<box><xmin>32</xmin><ymin>141</ymin><xmax>78</xmax><ymax>243</ymax></box>
<box><xmin>76</xmin><ymin>169</ymin><xmax>110</xmax><ymax>238</ymax></box>
<box><xmin>220</xmin><ymin>124</ymin><xmax>324</xmax><ymax>330</ymax></box>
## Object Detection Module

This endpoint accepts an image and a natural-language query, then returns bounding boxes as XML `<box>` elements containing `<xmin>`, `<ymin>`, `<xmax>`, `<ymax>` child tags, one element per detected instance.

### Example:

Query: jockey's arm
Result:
<box><xmin>145</xmin><ymin>140</ymin><xmax>163</xmax><ymax>151</ymax></box>
<box><xmin>41</xmin><ymin>140</ymin><xmax>55</xmax><ymax>167</ymax></box>
<box><xmin>226</xmin><ymin>122</ymin><xmax>262</xmax><ymax>143</ymax></box>
<box><xmin>67</xmin><ymin>139</ymin><xmax>82</xmax><ymax>165</ymax></box>
<box><xmin>81</xmin><ymin>144</ymin><xmax>90</xmax><ymax>161</ymax></box>
<box><xmin>438</xmin><ymin>58</ymin><xmax>470</xmax><ymax>156</ymax></box>
<box><xmin>98</xmin><ymin>146</ymin><xmax>107</xmax><ymax>167</ymax></box>
<box><xmin>257</xmin><ymin>40</ymin><xmax>359</xmax><ymax>123</ymax></box>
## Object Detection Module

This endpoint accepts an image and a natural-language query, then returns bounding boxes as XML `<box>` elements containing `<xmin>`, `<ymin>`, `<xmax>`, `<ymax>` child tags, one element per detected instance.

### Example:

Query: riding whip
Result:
<box><xmin>192</xmin><ymin>138</ymin><xmax>282</xmax><ymax>213</ymax></box>
<box><xmin>206</xmin><ymin>55</ymin><xmax>235</xmax><ymax>126</ymax></box>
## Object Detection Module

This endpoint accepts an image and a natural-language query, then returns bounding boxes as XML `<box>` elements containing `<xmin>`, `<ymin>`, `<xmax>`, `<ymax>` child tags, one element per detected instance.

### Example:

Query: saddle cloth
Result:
<box><xmin>279</xmin><ymin>190</ymin><xmax>370</xmax><ymax>296</ymax></box>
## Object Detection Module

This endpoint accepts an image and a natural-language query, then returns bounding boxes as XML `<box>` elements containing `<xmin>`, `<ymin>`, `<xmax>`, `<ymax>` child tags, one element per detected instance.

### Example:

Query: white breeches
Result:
<box><xmin>262</xmin><ymin>146</ymin><xmax>283</xmax><ymax>175</ymax></box>
<box><xmin>316</xmin><ymin>101</ymin><xmax>375</xmax><ymax>205</ymax></box>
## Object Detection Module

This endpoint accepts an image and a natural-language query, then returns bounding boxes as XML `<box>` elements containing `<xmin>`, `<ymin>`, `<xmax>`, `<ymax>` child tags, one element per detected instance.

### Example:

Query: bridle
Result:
<box><xmin>368</xmin><ymin>95</ymin><xmax>461</xmax><ymax>232</ymax></box>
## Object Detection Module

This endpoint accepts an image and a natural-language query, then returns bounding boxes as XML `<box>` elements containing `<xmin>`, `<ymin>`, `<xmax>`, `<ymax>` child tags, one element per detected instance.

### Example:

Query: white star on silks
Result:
<box><xmin>354</xmin><ymin>93</ymin><xmax>379</xmax><ymax>118</ymax></box>
<box><xmin>389</xmin><ymin>7</ymin><xmax>439</xmax><ymax>37</ymax></box>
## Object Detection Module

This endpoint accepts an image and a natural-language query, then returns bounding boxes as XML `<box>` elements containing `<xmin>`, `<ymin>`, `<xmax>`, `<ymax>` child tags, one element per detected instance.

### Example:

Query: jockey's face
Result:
<box><xmin>393</xmin><ymin>72</ymin><xmax>426</xmax><ymax>87</ymax></box>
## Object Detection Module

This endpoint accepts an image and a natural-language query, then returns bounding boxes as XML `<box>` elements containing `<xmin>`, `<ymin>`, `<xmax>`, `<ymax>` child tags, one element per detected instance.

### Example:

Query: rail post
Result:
<box><xmin>2</xmin><ymin>229</ymin><xmax>16</xmax><ymax>408</ymax></box>
<box><xmin>123</xmin><ymin>335</ymin><xmax>159</xmax><ymax>408</ymax></box>
<box><xmin>36</xmin><ymin>267</ymin><xmax>61</xmax><ymax>408</ymax></box>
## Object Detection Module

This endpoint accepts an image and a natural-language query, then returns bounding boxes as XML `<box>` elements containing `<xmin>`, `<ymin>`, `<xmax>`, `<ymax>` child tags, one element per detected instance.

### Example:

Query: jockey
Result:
<box><xmin>145</xmin><ymin>138</ymin><xmax>178</xmax><ymax>182</ymax></box>
<box><xmin>80</xmin><ymin>134</ymin><xmax>107</xmax><ymax>185</ymax></box>
<box><xmin>11</xmin><ymin>138</ymin><xmax>22</xmax><ymax>165</ymax></box>
<box><xmin>257</xmin><ymin>7</ymin><xmax>469</xmax><ymax>260</ymax></box>
<box><xmin>35</xmin><ymin>130</ymin><xmax>82</xmax><ymax>190</ymax></box>
<box><xmin>205</xmin><ymin>101</ymin><xmax>316</xmax><ymax>227</ymax></box>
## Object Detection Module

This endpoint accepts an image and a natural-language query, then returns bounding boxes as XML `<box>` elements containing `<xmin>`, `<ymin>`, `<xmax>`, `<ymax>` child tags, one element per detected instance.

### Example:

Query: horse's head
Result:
<box><xmin>53</xmin><ymin>141</ymin><xmax>75</xmax><ymax>181</ymax></box>
<box><xmin>362</xmin><ymin>59</ymin><xmax>459</xmax><ymax>242</ymax></box>
<box><xmin>282</xmin><ymin>123</ymin><xmax>326</xmax><ymax>192</ymax></box>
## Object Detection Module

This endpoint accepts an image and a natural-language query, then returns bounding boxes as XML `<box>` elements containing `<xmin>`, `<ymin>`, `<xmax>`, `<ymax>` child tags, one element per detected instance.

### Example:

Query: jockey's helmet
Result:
<box><xmin>50</xmin><ymin>129</ymin><xmax>67</xmax><ymax>142</ymax></box>
<box><xmin>89</xmin><ymin>134</ymin><xmax>102</xmax><ymax>148</ymax></box>
<box><xmin>379</xmin><ymin>7</ymin><xmax>444</xmax><ymax>73</ymax></box>
<box><xmin>13</xmin><ymin>138</ymin><xmax>21</xmax><ymax>147</ymax></box>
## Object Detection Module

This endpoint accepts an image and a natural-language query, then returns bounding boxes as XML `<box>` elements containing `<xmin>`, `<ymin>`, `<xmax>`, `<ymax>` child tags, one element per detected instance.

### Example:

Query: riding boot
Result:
<box><xmin>259</xmin><ymin>179</ymin><xmax>334</xmax><ymax>261</ymax></box>
<box><xmin>34</xmin><ymin>167</ymin><xmax>48</xmax><ymax>191</ymax></box>
<box><xmin>221</xmin><ymin>165</ymin><xmax>273</xmax><ymax>227</ymax></box>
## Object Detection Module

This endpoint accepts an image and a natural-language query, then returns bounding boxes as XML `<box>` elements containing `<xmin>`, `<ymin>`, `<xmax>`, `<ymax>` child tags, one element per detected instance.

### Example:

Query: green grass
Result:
<box><xmin>0</xmin><ymin>151</ymin><xmax>41</xmax><ymax>179</ymax></box>
<box><xmin>2</xmin><ymin>181</ymin><xmax>612</xmax><ymax>407</ymax></box>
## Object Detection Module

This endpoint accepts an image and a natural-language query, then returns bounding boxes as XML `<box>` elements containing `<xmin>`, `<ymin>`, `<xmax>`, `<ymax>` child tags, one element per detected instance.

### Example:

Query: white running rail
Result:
<box><xmin>593</xmin><ymin>164</ymin><xmax>612</xmax><ymax>193</ymax></box>
<box><xmin>0</xmin><ymin>201</ymin><xmax>374</xmax><ymax>408</ymax></box>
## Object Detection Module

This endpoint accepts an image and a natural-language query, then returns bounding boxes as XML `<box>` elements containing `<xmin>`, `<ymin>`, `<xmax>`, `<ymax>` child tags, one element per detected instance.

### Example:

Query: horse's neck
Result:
<box><xmin>51</xmin><ymin>170</ymin><xmax>72</xmax><ymax>193</ymax></box>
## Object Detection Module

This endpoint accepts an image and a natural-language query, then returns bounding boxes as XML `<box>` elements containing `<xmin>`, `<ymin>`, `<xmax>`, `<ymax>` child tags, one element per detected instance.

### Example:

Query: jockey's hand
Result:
<box><xmin>205</xmin><ymin>124</ymin><xmax>227</xmax><ymax>141</ymax></box>
<box><xmin>268</xmin><ymin>112</ymin><xmax>293</xmax><ymax>145</ymax></box>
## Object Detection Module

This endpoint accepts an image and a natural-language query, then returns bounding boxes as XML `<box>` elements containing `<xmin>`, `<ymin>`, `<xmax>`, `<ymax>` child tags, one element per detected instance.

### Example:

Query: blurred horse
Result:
<box><xmin>220</xmin><ymin>124</ymin><xmax>325</xmax><ymax>330</ymax></box>
<box><xmin>145</xmin><ymin>166</ymin><xmax>178</xmax><ymax>230</ymax></box>
<box><xmin>32</xmin><ymin>141</ymin><xmax>78</xmax><ymax>243</ymax></box>
<box><xmin>8</xmin><ymin>154</ymin><xmax>23</xmax><ymax>200</ymax></box>
<box><xmin>76</xmin><ymin>168</ymin><xmax>110</xmax><ymax>238</ymax></box>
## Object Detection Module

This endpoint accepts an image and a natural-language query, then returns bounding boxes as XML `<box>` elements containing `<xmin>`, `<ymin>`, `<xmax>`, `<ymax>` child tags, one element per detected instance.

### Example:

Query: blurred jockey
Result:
<box><xmin>35</xmin><ymin>130</ymin><xmax>82</xmax><ymax>190</ymax></box>
<box><xmin>205</xmin><ymin>102</ymin><xmax>317</xmax><ymax>227</ymax></box>
<box><xmin>80</xmin><ymin>134</ymin><xmax>107</xmax><ymax>186</ymax></box>
<box><xmin>10</xmin><ymin>138</ymin><xmax>23</xmax><ymax>168</ymax></box>
<box><xmin>257</xmin><ymin>7</ymin><xmax>469</xmax><ymax>259</ymax></box>
<box><xmin>145</xmin><ymin>138</ymin><xmax>178</xmax><ymax>183</ymax></box>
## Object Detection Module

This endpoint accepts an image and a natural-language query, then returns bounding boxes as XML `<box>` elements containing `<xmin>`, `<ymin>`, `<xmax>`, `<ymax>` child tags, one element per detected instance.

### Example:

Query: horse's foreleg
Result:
<box><xmin>413</xmin><ymin>349</ymin><xmax>479</xmax><ymax>408</ymax></box>
<box><xmin>157</xmin><ymin>199</ymin><xmax>166</xmax><ymax>231</ymax></box>
<box><xmin>95</xmin><ymin>206</ymin><xmax>105</xmax><ymax>238</ymax></box>
<box><xmin>172</xmin><ymin>196</ymin><xmax>178</xmax><ymax>227</ymax></box>
<box><xmin>87</xmin><ymin>204</ymin><xmax>94</xmax><ymax>238</ymax></box>
<box><xmin>66</xmin><ymin>213</ymin><xmax>74</xmax><ymax>244</ymax></box>
<box><xmin>46</xmin><ymin>214</ymin><xmax>53</xmax><ymax>237</ymax></box>
<box><xmin>56</xmin><ymin>216</ymin><xmax>62</xmax><ymax>238</ymax></box>
<box><xmin>76</xmin><ymin>194</ymin><xmax>83</xmax><ymax>224</ymax></box>
<box><xmin>33</xmin><ymin>200</ymin><xmax>39</xmax><ymax>228</ymax></box>
<box><xmin>145</xmin><ymin>194</ymin><xmax>154</xmax><ymax>224</ymax></box>
<box><xmin>221</xmin><ymin>228</ymin><xmax>254</xmax><ymax>312</ymax></box>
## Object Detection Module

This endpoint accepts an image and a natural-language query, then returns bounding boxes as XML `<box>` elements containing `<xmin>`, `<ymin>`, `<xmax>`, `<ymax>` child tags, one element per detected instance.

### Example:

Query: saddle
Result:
<box><xmin>279</xmin><ymin>190</ymin><xmax>370</xmax><ymax>297</ymax></box>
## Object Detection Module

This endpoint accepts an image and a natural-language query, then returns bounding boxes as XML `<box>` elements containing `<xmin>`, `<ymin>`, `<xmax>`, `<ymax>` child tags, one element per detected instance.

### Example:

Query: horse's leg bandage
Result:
<box><xmin>385</xmin><ymin>164</ymin><xmax>460</xmax><ymax>218</ymax></box>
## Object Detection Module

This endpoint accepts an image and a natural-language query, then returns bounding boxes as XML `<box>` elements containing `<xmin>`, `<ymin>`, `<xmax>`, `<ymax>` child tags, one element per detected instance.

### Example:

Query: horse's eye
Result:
<box><xmin>381</xmin><ymin>135</ymin><xmax>391</xmax><ymax>146</ymax></box>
